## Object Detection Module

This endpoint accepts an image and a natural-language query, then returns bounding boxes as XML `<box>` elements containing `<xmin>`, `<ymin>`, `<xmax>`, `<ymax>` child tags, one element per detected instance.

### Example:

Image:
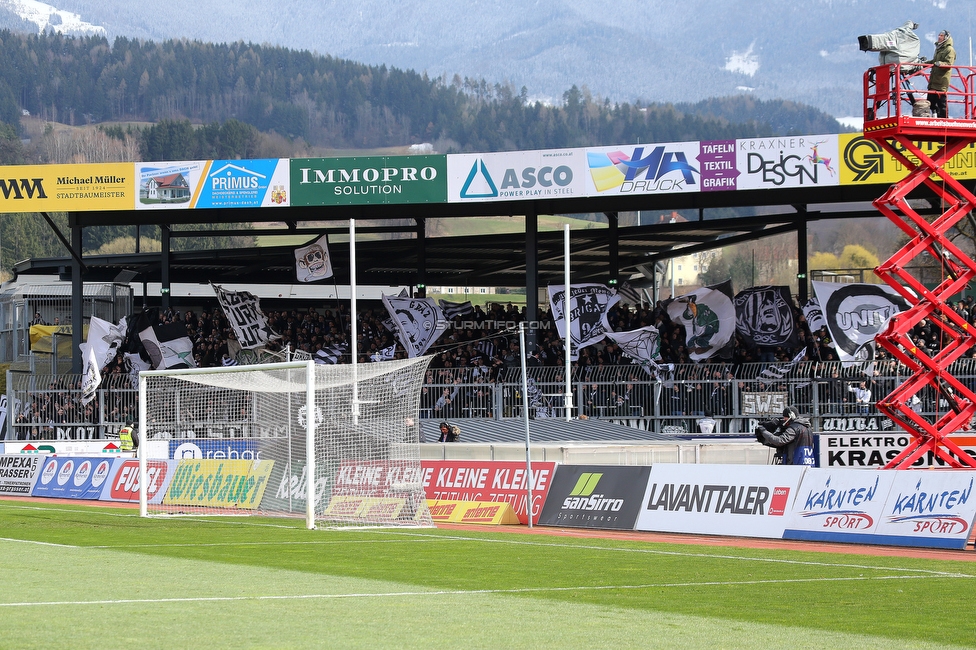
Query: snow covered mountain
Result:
<box><xmin>1</xmin><ymin>0</ymin><xmax>972</xmax><ymax>120</ymax></box>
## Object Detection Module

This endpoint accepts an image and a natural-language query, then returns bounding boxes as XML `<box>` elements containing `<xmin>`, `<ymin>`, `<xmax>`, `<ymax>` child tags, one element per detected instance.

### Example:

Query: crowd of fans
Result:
<box><xmin>13</xmin><ymin>291</ymin><xmax>976</xmax><ymax>440</ymax></box>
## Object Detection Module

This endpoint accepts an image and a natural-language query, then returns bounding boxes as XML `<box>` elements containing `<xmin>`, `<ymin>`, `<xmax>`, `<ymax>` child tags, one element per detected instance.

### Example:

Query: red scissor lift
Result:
<box><xmin>863</xmin><ymin>62</ymin><xmax>976</xmax><ymax>468</ymax></box>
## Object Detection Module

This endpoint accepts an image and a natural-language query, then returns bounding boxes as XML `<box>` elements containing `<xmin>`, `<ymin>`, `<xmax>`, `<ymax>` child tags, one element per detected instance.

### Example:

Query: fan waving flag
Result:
<box><xmin>758</xmin><ymin>348</ymin><xmax>807</xmax><ymax>385</ymax></box>
<box><xmin>812</xmin><ymin>281</ymin><xmax>910</xmax><ymax>368</ymax></box>
<box><xmin>733</xmin><ymin>285</ymin><xmax>798</xmax><ymax>349</ymax></box>
<box><xmin>667</xmin><ymin>280</ymin><xmax>736</xmax><ymax>362</ymax></box>
<box><xmin>438</xmin><ymin>299</ymin><xmax>474</xmax><ymax>320</ymax></box>
<box><xmin>381</xmin><ymin>295</ymin><xmax>445</xmax><ymax>358</ymax></box>
<box><xmin>295</xmin><ymin>234</ymin><xmax>333</xmax><ymax>282</ymax></box>
<box><xmin>212</xmin><ymin>284</ymin><xmax>279</xmax><ymax>350</ymax></box>
<box><xmin>136</xmin><ymin>313</ymin><xmax>196</xmax><ymax>370</ymax></box>
<box><xmin>548</xmin><ymin>284</ymin><xmax>620</xmax><ymax>360</ymax></box>
<box><xmin>80</xmin><ymin>344</ymin><xmax>101</xmax><ymax>405</ymax></box>
<box><xmin>603</xmin><ymin>325</ymin><xmax>663</xmax><ymax>374</ymax></box>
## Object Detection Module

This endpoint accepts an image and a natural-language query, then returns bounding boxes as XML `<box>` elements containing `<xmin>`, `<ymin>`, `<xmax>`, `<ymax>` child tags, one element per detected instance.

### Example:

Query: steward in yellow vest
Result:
<box><xmin>119</xmin><ymin>423</ymin><xmax>137</xmax><ymax>452</ymax></box>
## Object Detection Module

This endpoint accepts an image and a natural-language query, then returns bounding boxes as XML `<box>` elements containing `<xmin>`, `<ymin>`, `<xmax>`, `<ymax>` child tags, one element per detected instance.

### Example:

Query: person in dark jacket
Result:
<box><xmin>927</xmin><ymin>30</ymin><xmax>955</xmax><ymax>118</ymax></box>
<box><xmin>755</xmin><ymin>406</ymin><xmax>815</xmax><ymax>466</ymax></box>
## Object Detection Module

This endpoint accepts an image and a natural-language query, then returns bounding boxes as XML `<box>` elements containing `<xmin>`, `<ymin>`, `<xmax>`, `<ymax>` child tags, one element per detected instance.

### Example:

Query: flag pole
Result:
<box><xmin>350</xmin><ymin>219</ymin><xmax>359</xmax><ymax>425</ymax></box>
<box><xmin>519</xmin><ymin>322</ymin><xmax>534</xmax><ymax>528</ymax></box>
<box><xmin>563</xmin><ymin>223</ymin><xmax>573</xmax><ymax>421</ymax></box>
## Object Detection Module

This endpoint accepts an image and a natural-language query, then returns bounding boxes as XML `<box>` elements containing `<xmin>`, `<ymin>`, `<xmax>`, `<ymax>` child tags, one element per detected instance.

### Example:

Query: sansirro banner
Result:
<box><xmin>290</xmin><ymin>155</ymin><xmax>447</xmax><ymax>206</ymax></box>
<box><xmin>537</xmin><ymin>465</ymin><xmax>650</xmax><ymax>530</ymax></box>
<box><xmin>0</xmin><ymin>163</ymin><xmax>132</xmax><ymax>213</ymax></box>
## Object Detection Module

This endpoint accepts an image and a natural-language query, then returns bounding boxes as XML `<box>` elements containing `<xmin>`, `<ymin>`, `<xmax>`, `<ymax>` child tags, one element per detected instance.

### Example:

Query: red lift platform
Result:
<box><xmin>863</xmin><ymin>62</ymin><xmax>976</xmax><ymax>468</ymax></box>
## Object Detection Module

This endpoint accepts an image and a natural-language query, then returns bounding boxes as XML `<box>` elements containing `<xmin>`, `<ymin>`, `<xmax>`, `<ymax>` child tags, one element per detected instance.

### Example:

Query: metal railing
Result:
<box><xmin>9</xmin><ymin>360</ymin><xmax>972</xmax><ymax>440</ymax></box>
<box><xmin>864</xmin><ymin>62</ymin><xmax>976</xmax><ymax>121</ymax></box>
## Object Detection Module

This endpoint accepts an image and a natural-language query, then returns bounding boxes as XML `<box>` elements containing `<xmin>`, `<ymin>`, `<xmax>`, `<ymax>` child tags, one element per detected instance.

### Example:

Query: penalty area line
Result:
<box><xmin>0</xmin><ymin>573</ymin><xmax>964</xmax><ymax>608</ymax></box>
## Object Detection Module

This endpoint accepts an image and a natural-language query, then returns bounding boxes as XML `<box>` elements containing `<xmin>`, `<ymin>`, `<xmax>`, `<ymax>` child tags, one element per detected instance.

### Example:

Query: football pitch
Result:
<box><xmin>1</xmin><ymin>499</ymin><xmax>974</xmax><ymax>649</ymax></box>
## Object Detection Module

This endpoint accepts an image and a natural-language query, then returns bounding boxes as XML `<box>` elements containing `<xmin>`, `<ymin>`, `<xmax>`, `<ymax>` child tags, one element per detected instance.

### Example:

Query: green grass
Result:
<box><xmin>1</xmin><ymin>499</ymin><xmax>974</xmax><ymax>649</ymax></box>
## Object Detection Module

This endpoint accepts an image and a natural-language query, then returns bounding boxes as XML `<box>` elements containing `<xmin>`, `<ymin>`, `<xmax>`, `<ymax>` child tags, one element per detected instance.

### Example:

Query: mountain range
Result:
<box><xmin>0</xmin><ymin>0</ymin><xmax>972</xmax><ymax>122</ymax></box>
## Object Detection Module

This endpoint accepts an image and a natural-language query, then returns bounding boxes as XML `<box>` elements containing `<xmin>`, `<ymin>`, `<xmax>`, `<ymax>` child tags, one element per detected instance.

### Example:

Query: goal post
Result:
<box><xmin>138</xmin><ymin>357</ymin><xmax>434</xmax><ymax>529</ymax></box>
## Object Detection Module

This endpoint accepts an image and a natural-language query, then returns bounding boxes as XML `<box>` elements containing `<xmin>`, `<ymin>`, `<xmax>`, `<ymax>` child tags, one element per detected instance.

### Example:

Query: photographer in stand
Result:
<box><xmin>755</xmin><ymin>406</ymin><xmax>815</xmax><ymax>466</ymax></box>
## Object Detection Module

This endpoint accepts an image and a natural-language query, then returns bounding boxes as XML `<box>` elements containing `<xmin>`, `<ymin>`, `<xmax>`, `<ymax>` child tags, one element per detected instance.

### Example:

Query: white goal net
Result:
<box><xmin>137</xmin><ymin>357</ymin><xmax>433</xmax><ymax>529</ymax></box>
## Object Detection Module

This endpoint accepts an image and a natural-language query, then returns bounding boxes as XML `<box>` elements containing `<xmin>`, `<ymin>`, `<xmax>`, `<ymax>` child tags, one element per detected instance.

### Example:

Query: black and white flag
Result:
<box><xmin>758</xmin><ymin>348</ymin><xmax>807</xmax><ymax>385</ymax></box>
<box><xmin>548</xmin><ymin>283</ymin><xmax>620</xmax><ymax>360</ymax></box>
<box><xmin>603</xmin><ymin>325</ymin><xmax>663</xmax><ymax>374</ymax></box>
<box><xmin>812</xmin><ymin>281</ymin><xmax>910</xmax><ymax>368</ymax></box>
<box><xmin>381</xmin><ymin>295</ymin><xmax>445</xmax><ymax>358</ymax></box>
<box><xmin>667</xmin><ymin>280</ymin><xmax>736</xmax><ymax>362</ymax></box>
<box><xmin>438</xmin><ymin>299</ymin><xmax>474</xmax><ymax>320</ymax></box>
<box><xmin>803</xmin><ymin>297</ymin><xmax>827</xmax><ymax>333</ymax></box>
<box><xmin>315</xmin><ymin>343</ymin><xmax>347</xmax><ymax>364</ymax></box>
<box><xmin>80</xmin><ymin>345</ymin><xmax>101</xmax><ymax>405</ymax></box>
<box><xmin>615</xmin><ymin>281</ymin><xmax>643</xmax><ymax>306</ymax></box>
<box><xmin>212</xmin><ymin>284</ymin><xmax>279</xmax><ymax>350</ymax></box>
<box><xmin>733</xmin><ymin>285</ymin><xmax>798</xmax><ymax>349</ymax></box>
<box><xmin>137</xmin><ymin>315</ymin><xmax>196</xmax><ymax>370</ymax></box>
<box><xmin>370</xmin><ymin>344</ymin><xmax>396</xmax><ymax>362</ymax></box>
<box><xmin>295</xmin><ymin>234</ymin><xmax>333</xmax><ymax>282</ymax></box>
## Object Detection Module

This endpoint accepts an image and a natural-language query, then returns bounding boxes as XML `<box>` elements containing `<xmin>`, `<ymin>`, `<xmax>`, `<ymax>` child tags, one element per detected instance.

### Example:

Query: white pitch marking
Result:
<box><xmin>0</xmin><ymin>573</ymin><xmax>963</xmax><ymax>608</ymax></box>
<box><xmin>0</xmin><ymin>537</ymin><xmax>78</xmax><ymax>548</ymax></box>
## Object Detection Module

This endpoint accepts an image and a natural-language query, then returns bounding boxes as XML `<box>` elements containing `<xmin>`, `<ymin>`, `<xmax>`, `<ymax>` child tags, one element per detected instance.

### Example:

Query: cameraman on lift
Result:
<box><xmin>755</xmin><ymin>406</ymin><xmax>815</xmax><ymax>466</ymax></box>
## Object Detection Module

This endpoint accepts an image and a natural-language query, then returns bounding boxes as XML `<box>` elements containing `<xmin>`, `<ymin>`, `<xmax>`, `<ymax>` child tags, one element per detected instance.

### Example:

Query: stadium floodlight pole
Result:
<box><xmin>350</xmin><ymin>219</ymin><xmax>359</xmax><ymax>426</ymax></box>
<box><xmin>138</xmin><ymin>368</ymin><xmax>147</xmax><ymax>518</ymax></box>
<box><xmin>305</xmin><ymin>359</ymin><xmax>315</xmax><ymax>529</ymax></box>
<box><xmin>519</xmin><ymin>323</ymin><xmax>534</xmax><ymax>529</ymax></box>
<box><xmin>563</xmin><ymin>223</ymin><xmax>572</xmax><ymax>421</ymax></box>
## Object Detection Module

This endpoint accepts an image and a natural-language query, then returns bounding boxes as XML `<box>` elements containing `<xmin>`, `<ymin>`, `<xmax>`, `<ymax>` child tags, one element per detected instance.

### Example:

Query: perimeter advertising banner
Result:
<box><xmin>818</xmin><ymin>433</ymin><xmax>976</xmax><ymax>468</ymax></box>
<box><xmin>100</xmin><ymin>459</ymin><xmax>175</xmax><ymax>504</ymax></box>
<box><xmin>31</xmin><ymin>456</ymin><xmax>117</xmax><ymax>500</ymax></box>
<box><xmin>782</xmin><ymin>468</ymin><xmax>897</xmax><ymax>543</ymax></box>
<box><xmin>583</xmin><ymin>142</ymin><xmax>701</xmax><ymax>197</ymax></box>
<box><xmin>3</xmin><ymin>440</ymin><xmax>124</xmax><ymax>456</ymax></box>
<box><xmin>420</xmin><ymin>460</ymin><xmax>556</xmax><ymax>525</ymax></box>
<box><xmin>873</xmin><ymin>470</ymin><xmax>976</xmax><ymax>549</ymax></box>
<box><xmin>0</xmin><ymin>163</ymin><xmax>132</xmax><ymax>213</ymax></box>
<box><xmin>635</xmin><ymin>463</ymin><xmax>806</xmax><ymax>538</ymax></box>
<box><xmin>161</xmin><ymin>459</ymin><xmax>275</xmax><ymax>509</ymax></box>
<box><xmin>136</xmin><ymin>160</ymin><xmax>207</xmax><ymax>210</ymax></box>
<box><xmin>838</xmin><ymin>133</ymin><xmax>976</xmax><ymax>185</ymax></box>
<box><xmin>0</xmin><ymin>454</ymin><xmax>43</xmax><ymax>496</ymax></box>
<box><xmin>537</xmin><ymin>465</ymin><xmax>650</xmax><ymax>530</ymax></box>
<box><xmin>290</xmin><ymin>155</ymin><xmax>447</xmax><ymax>206</ymax></box>
<box><xmin>736</xmin><ymin>135</ymin><xmax>840</xmax><ymax>190</ymax></box>
<box><xmin>194</xmin><ymin>159</ymin><xmax>291</xmax><ymax>208</ymax></box>
<box><xmin>447</xmin><ymin>148</ymin><xmax>585</xmax><ymax>203</ymax></box>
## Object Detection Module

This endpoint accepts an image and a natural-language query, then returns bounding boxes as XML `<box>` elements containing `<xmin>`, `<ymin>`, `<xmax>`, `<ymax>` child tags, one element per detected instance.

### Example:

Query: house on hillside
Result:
<box><xmin>141</xmin><ymin>173</ymin><xmax>190</xmax><ymax>203</ymax></box>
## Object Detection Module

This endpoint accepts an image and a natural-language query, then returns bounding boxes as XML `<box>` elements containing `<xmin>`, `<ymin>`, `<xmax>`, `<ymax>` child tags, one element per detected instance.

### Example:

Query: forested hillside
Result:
<box><xmin>0</xmin><ymin>30</ymin><xmax>847</xmax><ymax>162</ymax></box>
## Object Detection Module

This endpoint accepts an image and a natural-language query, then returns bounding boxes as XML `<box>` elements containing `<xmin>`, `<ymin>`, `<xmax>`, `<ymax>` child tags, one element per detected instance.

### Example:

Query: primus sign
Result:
<box><xmin>290</xmin><ymin>155</ymin><xmax>447</xmax><ymax>206</ymax></box>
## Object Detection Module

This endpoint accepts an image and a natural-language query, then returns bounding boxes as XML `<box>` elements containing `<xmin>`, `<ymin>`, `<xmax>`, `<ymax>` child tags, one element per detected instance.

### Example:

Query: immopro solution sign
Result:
<box><xmin>447</xmin><ymin>148</ymin><xmax>585</xmax><ymax>203</ymax></box>
<box><xmin>290</xmin><ymin>155</ymin><xmax>447</xmax><ymax>206</ymax></box>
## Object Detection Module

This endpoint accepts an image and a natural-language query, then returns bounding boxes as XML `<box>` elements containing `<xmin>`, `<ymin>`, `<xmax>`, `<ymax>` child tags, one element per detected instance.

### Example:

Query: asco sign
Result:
<box><xmin>447</xmin><ymin>149</ymin><xmax>585</xmax><ymax>203</ymax></box>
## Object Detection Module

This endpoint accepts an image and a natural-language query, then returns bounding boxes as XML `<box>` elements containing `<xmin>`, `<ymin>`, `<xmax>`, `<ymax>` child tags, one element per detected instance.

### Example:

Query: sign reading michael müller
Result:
<box><xmin>290</xmin><ymin>155</ymin><xmax>447</xmax><ymax>206</ymax></box>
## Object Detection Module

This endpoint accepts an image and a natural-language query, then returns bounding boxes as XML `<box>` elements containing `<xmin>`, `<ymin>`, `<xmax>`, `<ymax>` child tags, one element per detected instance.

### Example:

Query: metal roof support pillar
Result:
<box><xmin>71</xmin><ymin>220</ymin><xmax>83</xmax><ymax>374</ymax></box>
<box><xmin>160</xmin><ymin>224</ymin><xmax>171</xmax><ymax>311</ymax></box>
<box><xmin>415</xmin><ymin>218</ymin><xmax>426</xmax><ymax>298</ymax></box>
<box><xmin>797</xmin><ymin>214</ymin><xmax>809</xmax><ymax>303</ymax></box>
<box><xmin>525</xmin><ymin>206</ymin><xmax>538</xmax><ymax>353</ymax></box>
<box><xmin>605</xmin><ymin>211</ymin><xmax>619</xmax><ymax>286</ymax></box>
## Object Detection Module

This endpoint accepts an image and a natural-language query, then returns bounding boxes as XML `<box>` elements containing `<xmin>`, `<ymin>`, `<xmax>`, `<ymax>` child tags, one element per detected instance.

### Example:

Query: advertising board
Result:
<box><xmin>537</xmin><ymin>465</ymin><xmax>650</xmax><ymax>530</ymax></box>
<box><xmin>818</xmin><ymin>433</ymin><xmax>976</xmax><ymax>468</ymax></box>
<box><xmin>31</xmin><ymin>456</ymin><xmax>117</xmax><ymax>500</ymax></box>
<box><xmin>0</xmin><ymin>454</ymin><xmax>43</xmax><ymax>496</ymax></box>
<box><xmin>635</xmin><ymin>463</ymin><xmax>806</xmax><ymax>538</ymax></box>
<box><xmin>448</xmin><ymin>148</ymin><xmax>585</xmax><ymax>203</ymax></box>
<box><xmin>420</xmin><ymin>460</ymin><xmax>556</xmax><ymax>525</ymax></box>
<box><xmin>101</xmin><ymin>459</ymin><xmax>175</xmax><ymax>504</ymax></box>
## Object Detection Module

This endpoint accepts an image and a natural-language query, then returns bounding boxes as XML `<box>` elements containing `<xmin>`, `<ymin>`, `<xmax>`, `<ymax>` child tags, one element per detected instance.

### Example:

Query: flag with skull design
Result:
<box><xmin>295</xmin><ymin>234</ymin><xmax>334</xmax><ymax>282</ymax></box>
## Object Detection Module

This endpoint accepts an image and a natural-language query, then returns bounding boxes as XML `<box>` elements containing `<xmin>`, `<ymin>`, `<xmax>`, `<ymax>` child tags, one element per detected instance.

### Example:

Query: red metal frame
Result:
<box><xmin>864</xmin><ymin>64</ymin><xmax>976</xmax><ymax>468</ymax></box>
